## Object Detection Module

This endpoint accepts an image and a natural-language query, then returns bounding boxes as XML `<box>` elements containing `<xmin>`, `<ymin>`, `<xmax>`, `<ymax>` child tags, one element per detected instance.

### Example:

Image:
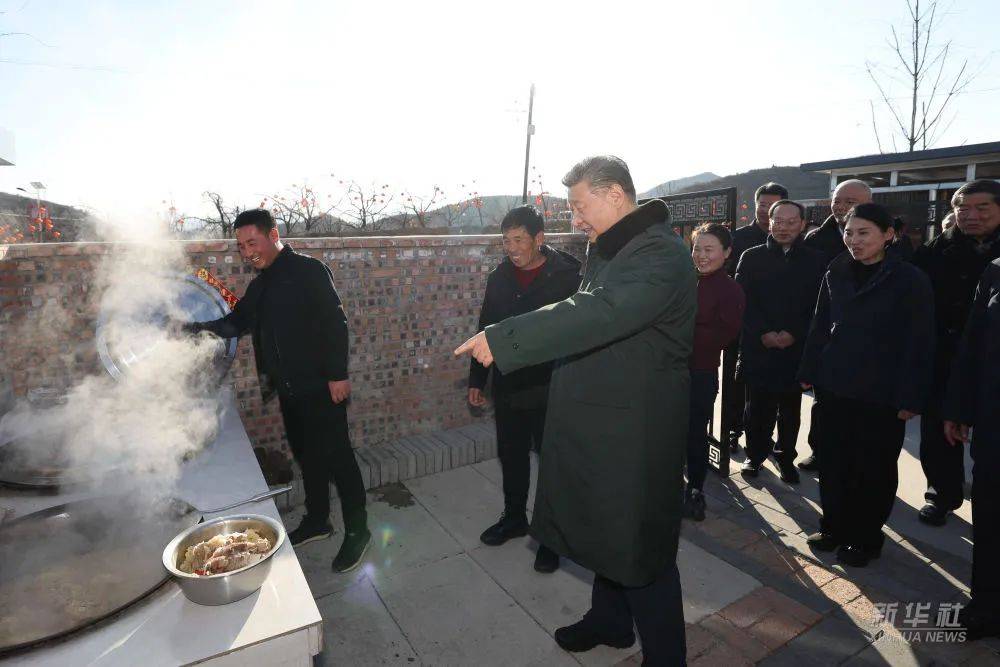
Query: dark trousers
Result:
<box><xmin>819</xmin><ymin>394</ymin><xmax>905</xmax><ymax>549</ymax></box>
<box><xmin>279</xmin><ymin>391</ymin><xmax>367</xmax><ymax>531</ymax></box>
<box><xmin>494</xmin><ymin>399</ymin><xmax>546</xmax><ymax>517</ymax></box>
<box><xmin>686</xmin><ymin>369</ymin><xmax>719</xmax><ymax>493</ymax></box>
<box><xmin>584</xmin><ymin>565</ymin><xmax>686</xmax><ymax>666</ymax></box>
<box><xmin>745</xmin><ymin>386</ymin><xmax>801</xmax><ymax>466</ymax></box>
<box><xmin>720</xmin><ymin>343</ymin><xmax>746</xmax><ymax>438</ymax></box>
<box><xmin>971</xmin><ymin>444</ymin><xmax>1000</xmax><ymax>614</ymax></box>
<box><xmin>806</xmin><ymin>388</ymin><xmax>826</xmax><ymax>459</ymax></box>
<box><xmin>920</xmin><ymin>397</ymin><xmax>966</xmax><ymax>510</ymax></box>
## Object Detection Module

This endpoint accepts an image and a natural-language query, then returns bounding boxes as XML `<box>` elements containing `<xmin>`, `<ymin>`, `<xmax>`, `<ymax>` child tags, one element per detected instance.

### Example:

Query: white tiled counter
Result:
<box><xmin>1</xmin><ymin>393</ymin><xmax>322</xmax><ymax>666</ymax></box>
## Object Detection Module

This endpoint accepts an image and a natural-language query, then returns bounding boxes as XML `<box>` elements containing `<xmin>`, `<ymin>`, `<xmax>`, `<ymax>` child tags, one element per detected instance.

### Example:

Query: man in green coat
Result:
<box><xmin>456</xmin><ymin>156</ymin><xmax>696</xmax><ymax>665</ymax></box>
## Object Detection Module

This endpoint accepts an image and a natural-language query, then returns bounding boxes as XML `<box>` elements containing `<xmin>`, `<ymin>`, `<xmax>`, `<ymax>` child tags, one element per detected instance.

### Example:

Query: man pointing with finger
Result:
<box><xmin>456</xmin><ymin>156</ymin><xmax>696</xmax><ymax>665</ymax></box>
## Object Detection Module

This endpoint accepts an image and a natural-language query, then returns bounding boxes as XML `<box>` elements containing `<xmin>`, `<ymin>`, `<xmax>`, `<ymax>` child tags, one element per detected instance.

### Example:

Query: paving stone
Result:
<box><xmin>753</xmin><ymin>502</ymin><xmax>809</xmax><ymax>536</ymax></box>
<box><xmin>677</xmin><ymin>540</ymin><xmax>761</xmax><ymax>624</ymax></box>
<box><xmin>314</xmin><ymin>576</ymin><xmax>418</xmax><ymax>666</ymax></box>
<box><xmin>755</xmin><ymin>586</ymin><xmax>823</xmax><ymax>628</ymax></box>
<box><xmin>741</xmin><ymin>537</ymin><xmax>805</xmax><ymax>577</ymax></box>
<box><xmin>747</xmin><ymin>609</ymin><xmax>810</xmax><ymax>650</ymax></box>
<box><xmin>684</xmin><ymin>622</ymin><xmax>719</xmax><ymax>661</ymax></box>
<box><xmin>820</xmin><ymin>576</ymin><xmax>864</xmax><ymax>606</ymax></box>
<box><xmin>384</xmin><ymin>443</ymin><xmax>415</xmax><ymax>481</ymax></box>
<box><xmin>689</xmin><ymin>637</ymin><xmax>755</xmax><ymax>667</ymax></box>
<box><xmin>759</xmin><ymin>615</ymin><xmax>874</xmax><ymax>666</ymax></box>
<box><xmin>375</xmin><ymin>553</ymin><xmax>578</xmax><ymax>666</ymax></box>
<box><xmin>699</xmin><ymin>613</ymin><xmax>771</xmax><ymax>662</ymax></box>
<box><xmin>404</xmin><ymin>465</ymin><xmax>503</xmax><ymax>549</ymax></box>
<box><xmin>719</xmin><ymin>588</ymin><xmax>775</xmax><ymax>628</ymax></box>
<box><xmin>290</xmin><ymin>488</ymin><xmax>462</xmax><ymax>598</ymax></box>
<box><xmin>841</xmin><ymin>633</ymin><xmax>921</xmax><ymax>666</ymax></box>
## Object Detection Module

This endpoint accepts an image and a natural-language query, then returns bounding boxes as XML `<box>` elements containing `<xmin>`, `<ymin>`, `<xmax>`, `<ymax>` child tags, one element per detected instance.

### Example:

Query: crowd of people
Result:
<box><xmin>184</xmin><ymin>156</ymin><xmax>1000</xmax><ymax>664</ymax></box>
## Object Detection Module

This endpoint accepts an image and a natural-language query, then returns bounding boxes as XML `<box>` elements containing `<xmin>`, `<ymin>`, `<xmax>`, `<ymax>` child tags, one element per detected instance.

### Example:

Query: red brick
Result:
<box><xmin>699</xmin><ymin>613</ymin><xmax>770</xmax><ymax>662</ymax></box>
<box><xmin>746</xmin><ymin>610</ymin><xmax>809</xmax><ymax>650</ymax></box>
<box><xmin>719</xmin><ymin>589</ymin><xmax>774</xmax><ymax>628</ymax></box>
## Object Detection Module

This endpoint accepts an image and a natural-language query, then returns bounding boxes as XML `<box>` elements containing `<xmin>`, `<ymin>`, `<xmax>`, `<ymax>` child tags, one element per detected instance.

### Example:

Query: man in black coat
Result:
<box><xmin>721</xmin><ymin>182</ymin><xmax>788</xmax><ymax>452</ymax></box>
<box><xmin>799</xmin><ymin>179</ymin><xmax>872</xmax><ymax>472</ymax></box>
<box><xmin>185</xmin><ymin>209</ymin><xmax>370</xmax><ymax>573</ymax></box>
<box><xmin>945</xmin><ymin>258</ymin><xmax>1000</xmax><ymax>640</ymax></box>
<box><xmin>913</xmin><ymin>179</ymin><xmax>1000</xmax><ymax>526</ymax></box>
<box><xmin>736</xmin><ymin>200</ymin><xmax>826</xmax><ymax>483</ymax></box>
<box><xmin>468</xmin><ymin>206</ymin><xmax>581</xmax><ymax>573</ymax></box>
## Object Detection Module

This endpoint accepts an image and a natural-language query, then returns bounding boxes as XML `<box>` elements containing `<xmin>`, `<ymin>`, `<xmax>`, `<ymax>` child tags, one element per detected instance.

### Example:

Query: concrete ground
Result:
<box><xmin>281</xmin><ymin>391</ymin><xmax>1000</xmax><ymax>665</ymax></box>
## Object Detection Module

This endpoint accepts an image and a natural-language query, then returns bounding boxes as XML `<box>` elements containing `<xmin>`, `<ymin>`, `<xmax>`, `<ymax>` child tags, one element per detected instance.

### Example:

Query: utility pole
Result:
<box><xmin>521</xmin><ymin>83</ymin><xmax>535</xmax><ymax>204</ymax></box>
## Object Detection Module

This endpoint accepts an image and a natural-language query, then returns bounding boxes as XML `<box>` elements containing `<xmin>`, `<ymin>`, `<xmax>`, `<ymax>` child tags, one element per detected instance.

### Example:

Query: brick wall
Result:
<box><xmin>0</xmin><ymin>235</ymin><xmax>586</xmax><ymax>465</ymax></box>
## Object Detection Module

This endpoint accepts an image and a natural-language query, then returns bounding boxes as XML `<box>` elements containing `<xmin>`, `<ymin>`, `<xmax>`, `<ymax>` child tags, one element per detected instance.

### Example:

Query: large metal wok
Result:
<box><xmin>0</xmin><ymin>273</ymin><xmax>237</xmax><ymax>489</ymax></box>
<box><xmin>0</xmin><ymin>488</ymin><xmax>288</xmax><ymax>655</ymax></box>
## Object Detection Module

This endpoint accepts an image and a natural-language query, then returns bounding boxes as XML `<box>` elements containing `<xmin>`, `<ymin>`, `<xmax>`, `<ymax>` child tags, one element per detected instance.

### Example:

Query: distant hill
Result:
<box><xmin>671</xmin><ymin>166</ymin><xmax>830</xmax><ymax>204</ymax></box>
<box><xmin>640</xmin><ymin>172</ymin><xmax>720</xmax><ymax>199</ymax></box>
<box><xmin>0</xmin><ymin>192</ymin><xmax>96</xmax><ymax>242</ymax></box>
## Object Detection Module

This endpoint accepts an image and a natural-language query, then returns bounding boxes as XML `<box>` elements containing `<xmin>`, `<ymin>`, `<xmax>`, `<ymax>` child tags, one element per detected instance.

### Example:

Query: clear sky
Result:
<box><xmin>1</xmin><ymin>0</ymin><xmax>998</xmax><ymax>224</ymax></box>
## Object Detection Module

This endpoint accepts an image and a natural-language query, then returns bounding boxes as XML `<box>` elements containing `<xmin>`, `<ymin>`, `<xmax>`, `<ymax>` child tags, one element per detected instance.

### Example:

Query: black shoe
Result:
<box><xmin>554</xmin><ymin>619</ymin><xmax>635</xmax><ymax>653</ymax></box>
<box><xmin>288</xmin><ymin>518</ymin><xmax>332</xmax><ymax>547</ymax></box>
<box><xmin>480</xmin><ymin>511</ymin><xmax>529</xmax><ymax>546</ymax></box>
<box><xmin>797</xmin><ymin>454</ymin><xmax>819</xmax><ymax>471</ymax></box>
<box><xmin>332</xmin><ymin>528</ymin><xmax>371</xmax><ymax>573</ymax></box>
<box><xmin>534</xmin><ymin>544</ymin><xmax>560</xmax><ymax>573</ymax></box>
<box><xmin>836</xmin><ymin>544</ymin><xmax>873</xmax><ymax>568</ymax></box>
<box><xmin>918</xmin><ymin>502</ymin><xmax>949</xmax><ymax>526</ymax></box>
<box><xmin>683</xmin><ymin>489</ymin><xmax>706</xmax><ymax>521</ymax></box>
<box><xmin>778</xmin><ymin>461</ymin><xmax>801</xmax><ymax>484</ymax></box>
<box><xmin>806</xmin><ymin>532</ymin><xmax>839</xmax><ymax>552</ymax></box>
<box><xmin>741</xmin><ymin>460</ymin><xmax>761</xmax><ymax>477</ymax></box>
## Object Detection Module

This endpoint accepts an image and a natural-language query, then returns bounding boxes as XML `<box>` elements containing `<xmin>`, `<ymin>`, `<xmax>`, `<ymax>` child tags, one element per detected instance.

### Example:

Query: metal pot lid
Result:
<box><xmin>95</xmin><ymin>273</ymin><xmax>237</xmax><ymax>381</ymax></box>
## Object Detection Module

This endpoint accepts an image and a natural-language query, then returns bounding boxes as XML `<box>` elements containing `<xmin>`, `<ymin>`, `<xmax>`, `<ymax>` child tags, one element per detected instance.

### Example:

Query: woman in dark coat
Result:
<box><xmin>799</xmin><ymin>203</ymin><xmax>935</xmax><ymax>567</ymax></box>
<box><xmin>685</xmin><ymin>223</ymin><xmax>745</xmax><ymax>520</ymax></box>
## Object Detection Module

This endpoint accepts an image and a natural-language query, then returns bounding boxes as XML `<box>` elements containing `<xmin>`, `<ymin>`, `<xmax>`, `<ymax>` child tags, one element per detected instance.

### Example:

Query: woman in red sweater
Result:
<box><xmin>685</xmin><ymin>223</ymin><xmax>746</xmax><ymax>520</ymax></box>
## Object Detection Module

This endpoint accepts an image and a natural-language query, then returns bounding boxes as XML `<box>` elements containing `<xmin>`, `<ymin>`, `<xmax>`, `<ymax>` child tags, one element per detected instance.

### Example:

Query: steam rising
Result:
<box><xmin>0</xmin><ymin>222</ymin><xmax>231</xmax><ymax>494</ymax></box>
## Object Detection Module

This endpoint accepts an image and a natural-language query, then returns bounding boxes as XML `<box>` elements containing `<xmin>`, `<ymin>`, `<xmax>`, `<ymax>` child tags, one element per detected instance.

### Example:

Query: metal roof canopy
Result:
<box><xmin>801</xmin><ymin>140</ymin><xmax>1000</xmax><ymax>173</ymax></box>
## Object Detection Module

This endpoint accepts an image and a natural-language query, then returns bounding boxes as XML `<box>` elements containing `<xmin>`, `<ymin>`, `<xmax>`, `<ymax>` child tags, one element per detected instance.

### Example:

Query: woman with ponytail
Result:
<box><xmin>798</xmin><ymin>202</ymin><xmax>936</xmax><ymax>567</ymax></box>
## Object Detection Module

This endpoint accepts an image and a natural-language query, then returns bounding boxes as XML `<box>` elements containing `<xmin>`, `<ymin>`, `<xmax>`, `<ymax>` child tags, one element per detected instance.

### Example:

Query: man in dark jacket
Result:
<box><xmin>799</xmin><ymin>179</ymin><xmax>872</xmax><ymax>472</ymax></box>
<box><xmin>913</xmin><ymin>179</ymin><xmax>1000</xmax><ymax>526</ymax></box>
<box><xmin>456</xmin><ymin>156</ymin><xmax>696</xmax><ymax>665</ymax></box>
<box><xmin>945</xmin><ymin>258</ymin><xmax>1000</xmax><ymax>640</ymax></box>
<box><xmin>720</xmin><ymin>182</ymin><xmax>788</xmax><ymax>453</ymax></box>
<box><xmin>468</xmin><ymin>206</ymin><xmax>581</xmax><ymax>573</ymax></box>
<box><xmin>736</xmin><ymin>200</ymin><xmax>826</xmax><ymax>484</ymax></box>
<box><xmin>186</xmin><ymin>209</ymin><xmax>369</xmax><ymax>573</ymax></box>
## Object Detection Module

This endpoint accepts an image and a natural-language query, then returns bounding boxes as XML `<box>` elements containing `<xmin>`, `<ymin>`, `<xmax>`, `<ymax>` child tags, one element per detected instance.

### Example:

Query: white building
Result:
<box><xmin>801</xmin><ymin>140</ymin><xmax>1000</xmax><ymax>239</ymax></box>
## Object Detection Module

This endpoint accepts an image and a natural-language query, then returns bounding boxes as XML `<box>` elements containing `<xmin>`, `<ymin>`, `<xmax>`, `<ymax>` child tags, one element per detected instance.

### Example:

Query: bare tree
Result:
<box><xmin>401</xmin><ymin>185</ymin><xmax>444</xmax><ymax>228</ymax></box>
<box><xmin>263</xmin><ymin>183</ymin><xmax>341</xmax><ymax>236</ymax></box>
<box><xmin>187</xmin><ymin>191</ymin><xmax>243</xmax><ymax>238</ymax></box>
<box><xmin>336</xmin><ymin>181</ymin><xmax>395</xmax><ymax>231</ymax></box>
<box><xmin>866</xmin><ymin>0</ymin><xmax>979</xmax><ymax>152</ymax></box>
<box><xmin>436</xmin><ymin>198</ymin><xmax>471</xmax><ymax>228</ymax></box>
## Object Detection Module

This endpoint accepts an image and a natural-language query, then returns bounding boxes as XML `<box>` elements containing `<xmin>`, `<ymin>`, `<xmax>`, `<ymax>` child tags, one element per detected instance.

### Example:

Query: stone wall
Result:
<box><xmin>0</xmin><ymin>235</ymin><xmax>586</xmax><ymax>466</ymax></box>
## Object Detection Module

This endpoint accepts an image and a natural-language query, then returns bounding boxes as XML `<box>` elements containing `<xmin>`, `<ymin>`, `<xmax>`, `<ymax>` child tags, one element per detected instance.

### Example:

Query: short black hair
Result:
<box><xmin>847</xmin><ymin>202</ymin><xmax>895</xmax><ymax>232</ymax></box>
<box><xmin>755</xmin><ymin>182</ymin><xmax>789</xmax><ymax>201</ymax></box>
<box><xmin>692</xmin><ymin>222</ymin><xmax>733</xmax><ymax>250</ymax></box>
<box><xmin>234</xmin><ymin>208</ymin><xmax>277</xmax><ymax>234</ymax></box>
<box><xmin>562</xmin><ymin>155</ymin><xmax>637</xmax><ymax>202</ymax></box>
<box><xmin>500</xmin><ymin>206</ymin><xmax>545</xmax><ymax>236</ymax></box>
<box><xmin>768</xmin><ymin>199</ymin><xmax>805</xmax><ymax>220</ymax></box>
<box><xmin>953</xmin><ymin>179</ymin><xmax>1000</xmax><ymax>208</ymax></box>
